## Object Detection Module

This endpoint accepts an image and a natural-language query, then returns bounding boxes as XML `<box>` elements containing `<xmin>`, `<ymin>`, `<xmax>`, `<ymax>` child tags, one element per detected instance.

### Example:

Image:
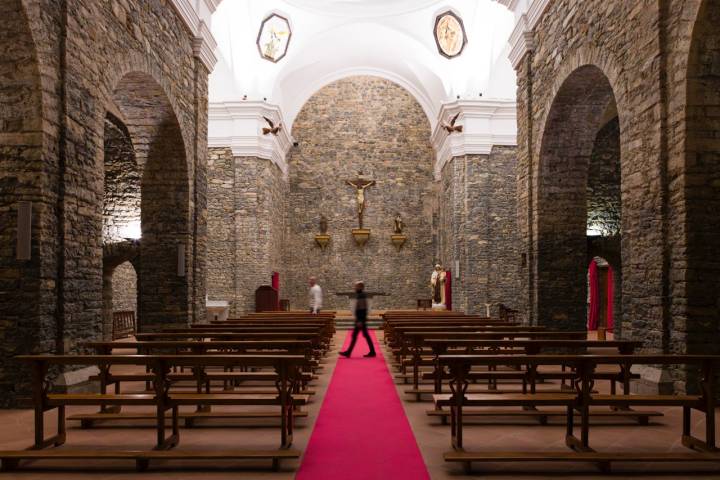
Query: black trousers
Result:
<box><xmin>346</xmin><ymin>310</ymin><xmax>375</xmax><ymax>354</ymax></box>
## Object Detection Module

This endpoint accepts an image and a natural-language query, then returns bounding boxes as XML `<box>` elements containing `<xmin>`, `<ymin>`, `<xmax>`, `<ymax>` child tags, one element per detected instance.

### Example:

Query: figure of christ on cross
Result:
<box><xmin>345</xmin><ymin>177</ymin><xmax>376</xmax><ymax>229</ymax></box>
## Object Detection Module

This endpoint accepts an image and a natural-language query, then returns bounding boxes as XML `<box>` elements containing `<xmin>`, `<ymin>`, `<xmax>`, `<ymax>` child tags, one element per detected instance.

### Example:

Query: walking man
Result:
<box><xmin>308</xmin><ymin>277</ymin><xmax>323</xmax><ymax>314</ymax></box>
<box><xmin>340</xmin><ymin>281</ymin><xmax>376</xmax><ymax>358</ymax></box>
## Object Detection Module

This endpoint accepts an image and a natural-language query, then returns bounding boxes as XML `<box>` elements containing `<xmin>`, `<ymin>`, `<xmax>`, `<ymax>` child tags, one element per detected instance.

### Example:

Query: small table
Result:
<box><xmin>206</xmin><ymin>300</ymin><xmax>230</xmax><ymax>321</ymax></box>
<box><xmin>417</xmin><ymin>299</ymin><xmax>432</xmax><ymax>310</ymax></box>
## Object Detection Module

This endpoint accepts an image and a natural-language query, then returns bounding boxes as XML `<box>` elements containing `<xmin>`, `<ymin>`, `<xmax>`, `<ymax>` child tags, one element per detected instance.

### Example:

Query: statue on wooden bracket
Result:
<box><xmin>315</xmin><ymin>214</ymin><xmax>331</xmax><ymax>250</ymax></box>
<box><xmin>391</xmin><ymin>214</ymin><xmax>407</xmax><ymax>251</ymax></box>
<box><xmin>431</xmin><ymin>264</ymin><xmax>447</xmax><ymax>309</ymax></box>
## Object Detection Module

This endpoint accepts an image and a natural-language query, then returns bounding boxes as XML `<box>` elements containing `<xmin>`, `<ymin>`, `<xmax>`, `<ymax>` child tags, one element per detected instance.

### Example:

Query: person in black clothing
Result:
<box><xmin>339</xmin><ymin>281</ymin><xmax>376</xmax><ymax>358</ymax></box>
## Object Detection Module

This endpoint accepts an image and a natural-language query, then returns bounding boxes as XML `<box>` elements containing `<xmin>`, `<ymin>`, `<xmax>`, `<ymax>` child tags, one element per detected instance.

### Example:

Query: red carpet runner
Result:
<box><xmin>297</xmin><ymin>330</ymin><xmax>430</xmax><ymax>480</ymax></box>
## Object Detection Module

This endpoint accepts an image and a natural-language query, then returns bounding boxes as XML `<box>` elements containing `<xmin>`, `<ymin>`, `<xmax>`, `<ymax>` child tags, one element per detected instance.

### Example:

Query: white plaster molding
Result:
<box><xmin>508</xmin><ymin>15</ymin><xmax>536</xmax><ymax>69</ymax></box>
<box><xmin>493</xmin><ymin>0</ymin><xmax>519</xmax><ymax>10</ymax></box>
<box><xmin>503</xmin><ymin>0</ymin><xmax>551</xmax><ymax>70</ymax></box>
<box><xmin>171</xmin><ymin>0</ymin><xmax>219</xmax><ymax>71</ymax></box>
<box><xmin>431</xmin><ymin>99</ymin><xmax>518</xmax><ymax>180</ymax></box>
<box><xmin>193</xmin><ymin>21</ymin><xmax>218</xmax><ymax>72</ymax></box>
<box><xmin>526</xmin><ymin>0</ymin><xmax>551</xmax><ymax>29</ymax></box>
<box><xmin>208</xmin><ymin>101</ymin><xmax>293</xmax><ymax>177</ymax></box>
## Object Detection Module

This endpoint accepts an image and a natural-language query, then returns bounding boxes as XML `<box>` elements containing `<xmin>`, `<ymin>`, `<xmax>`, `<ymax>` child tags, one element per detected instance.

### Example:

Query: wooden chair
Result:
<box><xmin>111</xmin><ymin>311</ymin><xmax>135</xmax><ymax>340</ymax></box>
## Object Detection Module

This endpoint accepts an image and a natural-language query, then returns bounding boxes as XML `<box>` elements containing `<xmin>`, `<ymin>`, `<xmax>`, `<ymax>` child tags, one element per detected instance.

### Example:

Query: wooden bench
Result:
<box><xmin>420</xmin><ymin>338</ymin><xmax>642</xmax><ymax>394</ymax></box>
<box><xmin>423</xmin><ymin>339</ymin><xmax>661</xmax><ymax>425</ymax></box>
<box><xmin>437</xmin><ymin>354</ymin><xmax>720</xmax><ymax>473</ymax></box>
<box><xmin>393</xmin><ymin>330</ymin><xmax>588</xmax><ymax>376</ymax></box>
<box><xmin>4</xmin><ymin>354</ymin><xmax>309</xmax><ymax>471</ymax></box>
<box><xmin>384</xmin><ymin>318</ymin><xmax>515</xmax><ymax>344</ymax></box>
<box><xmin>75</xmin><ymin>340</ymin><xmax>318</xmax><ymax>425</ymax></box>
<box><xmin>0</xmin><ymin>449</ymin><xmax>301</xmax><ymax>472</ymax></box>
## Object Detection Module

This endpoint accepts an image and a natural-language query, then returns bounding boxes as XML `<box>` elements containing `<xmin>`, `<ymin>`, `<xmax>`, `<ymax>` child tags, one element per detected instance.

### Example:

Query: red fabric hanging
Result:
<box><xmin>444</xmin><ymin>270</ymin><xmax>452</xmax><ymax>311</ymax></box>
<box><xmin>606</xmin><ymin>265</ymin><xmax>614</xmax><ymax>331</ymax></box>
<box><xmin>271</xmin><ymin>272</ymin><xmax>280</xmax><ymax>310</ymax></box>
<box><xmin>587</xmin><ymin>260</ymin><xmax>599</xmax><ymax>331</ymax></box>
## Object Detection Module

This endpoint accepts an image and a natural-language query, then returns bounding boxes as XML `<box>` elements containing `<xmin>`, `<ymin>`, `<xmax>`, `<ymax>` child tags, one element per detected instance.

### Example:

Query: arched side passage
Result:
<box><xmin>535</xmin><ymin>65</ymin><xmax>620</xmax><ymax>331</ymax></box>
<box><xmin>110</xmin><ymin>72</ymin><xmax>191</xmax><ymax>331</ymax></box>
<box><xmin>684</xmin><ymin>0</ymin><xmax>720</xmax><ymax>355</ymax></box>
<box><xmin>0</xmin><ymin>0</ymin><xmax>51</xmax><ymax>406</ymax></box>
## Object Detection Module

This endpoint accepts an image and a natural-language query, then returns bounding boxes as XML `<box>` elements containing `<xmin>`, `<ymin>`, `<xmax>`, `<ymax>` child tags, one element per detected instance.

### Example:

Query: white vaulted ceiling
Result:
<box><xmin>209</xmin><ymin>0</ymin><xmax>516</xmax><ymax>130</ymax></box>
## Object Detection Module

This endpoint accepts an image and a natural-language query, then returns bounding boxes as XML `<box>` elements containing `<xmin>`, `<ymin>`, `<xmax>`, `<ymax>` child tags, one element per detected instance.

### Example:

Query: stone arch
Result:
<box><xmin>107</xmin><ymin>71</ymin><xmax>191</xmax><ymax>331</ymax></box>
<box><xmin>0</xmin><ymin>0</ymin><xmax>48</xmax><ymax>405</ymax></box>
<box><xmin>683</xmin><ymin>0</ymin><xmax>720</xmax><ymax>355</ymax></box>
<box><xmin>103</xmin><ymin>112</ymin><xmax>141</xmax><ymax>242</ymax></box>
<box><xmin>283</xmin><ymin>75</ymin><xmax>435</xmax><ymax>310</ymax></box>
<box><xmin>535</xmin><ymin>64</ymin><xmax>622</xmax><ymax>331</ymax></box>
<box><xmin>102</xmin><ymin>242</ymin><xmax>140</xmax><ymax>339</ymax></box>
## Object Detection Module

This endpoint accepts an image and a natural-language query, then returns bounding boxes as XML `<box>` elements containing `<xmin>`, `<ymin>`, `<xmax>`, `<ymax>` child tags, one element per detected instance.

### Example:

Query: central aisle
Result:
<box><xmin>296</xmin><ymin>330</ymin><xmax>430</xmax><ymax>480</ymax></box>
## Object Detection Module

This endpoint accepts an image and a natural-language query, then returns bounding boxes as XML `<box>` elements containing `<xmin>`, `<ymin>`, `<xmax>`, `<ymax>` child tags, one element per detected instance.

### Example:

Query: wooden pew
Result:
<box><xmin>81</xmin><ymin>340</ymin><xmax>318</xmax><ymax>407</ymax></box>
<box><xmin>437</xmin><ymin>354</ymin><xmax>720</xmax><ymax>473</ymax></box>
<box><xmin>420</xmin><ymin>339</ymin><xmax>659</xmax><ymax>425</ymax></box>
<box><xmin>2</xmin><ymin>354</ymin><xmax>309</xmax><ymax>471</ymax></box>
<box><xmin>403</xmin><ymin>337</ymin><xmax>639</xmax><ymax>398</ymax></box>
<box><xmin>182</xmin><ymin>325</ymin><xmax>334</xmax><ymax>345</ymax></box>
<box><xmin>386</xmin><ymin>324</ymin><xmax>542</xmax><ymax>350</ymax></box>
<box><xmin>384</xmin><ymin>320</ymin><xmax>527</xmax><ymax>347</ymax></box>
<box><xmin>393</xmin><ymin>330</ymin><xmax>588</xmax><ymax>371</ymax></box>
<box><xmin>137</xmin><ymin>330</ymin><xmax>331</xmax><ymax>355</ymax></box>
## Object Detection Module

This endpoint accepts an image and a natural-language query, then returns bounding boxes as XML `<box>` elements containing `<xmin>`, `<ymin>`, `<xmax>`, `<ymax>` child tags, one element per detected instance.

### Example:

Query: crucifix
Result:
<box><xmin>345</xmin><ymin>175</ymin><xmax>375</xmax><ymax>229</ymax></box>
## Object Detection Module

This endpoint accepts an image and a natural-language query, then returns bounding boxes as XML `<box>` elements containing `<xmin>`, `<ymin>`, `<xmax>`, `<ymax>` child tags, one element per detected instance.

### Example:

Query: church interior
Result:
<box><xmin>0</xmin><ymin>0</ymin><xmax>719</xmax><ymax>477</ymax></box>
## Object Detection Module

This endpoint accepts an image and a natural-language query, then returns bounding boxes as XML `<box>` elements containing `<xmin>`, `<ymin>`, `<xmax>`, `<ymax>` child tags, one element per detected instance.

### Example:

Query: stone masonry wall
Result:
<box><xmin>206</xmin><ymin>149</ymin><xmax>287</xmax><ymax>315</ymax></box>
<box><xmin>516</xmin><ymin>0</ymin><xmax>715</xmax><ymax>391</ymax></box>
<box><xmin>284</xmin><ymin>76</ymin><xmax>436</xmax><ymax>310</ymax></box>
<box><xmin>437</xmin><ymin>147</ymin><xmax>521</xmax><ymax>315</ymax></box>
<box><xmin>112</xmin><ymin>261</ymin><xmax>137</xmax><ymax>314</ymax></box>
<box><xmin>103</xmin><ymin>114</ymin><xmax>140</xmax><ymax>243</ymax></box>
<box><xmin>587</xmin><ymin>117</ymin><xmax>621</xmax><ymax>237</ymax></box>
<box><xmin>0</xmin><ymin>0</ymin><xmax>209</xmax><ymax>406</ymax></box>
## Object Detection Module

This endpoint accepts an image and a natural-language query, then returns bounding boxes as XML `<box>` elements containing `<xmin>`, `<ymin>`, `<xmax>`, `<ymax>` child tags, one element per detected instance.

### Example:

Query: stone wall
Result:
<box><xmin>284</xmin><ymin>76</ymin><xmax>436</xmax><ymax>310</ymax></box>
<box><xmin>0</xmin><ymin>0</ymin><xmax>209</xmax><ymax>406</ymax></box>
<box><xmin>112</xmin><ymin>261</ymin><xmax>137</xmax><ymax>314</ymax></box>
<box><xmin>587</xmin><ymin>117</ymin><xmax>621</xmax><ymax>237</ymax></box>
<box><xmin>437</xmin><ymin>147</ymin><xmax>521</xmax><ymax>315</ymax></box>
<box><xmin>103</xmin><ymin>114</ymin><xmax>140</xmax><ymax>242</ymax></box>
<box><xmin>206</xmin><ymin>150</ymin><xmax>287</xmax><ymax>315</ymax></box>
<box><xmin>515</xmin><ymin>0</ymin><xmax>716</xmax><ymax>391</ymax></box>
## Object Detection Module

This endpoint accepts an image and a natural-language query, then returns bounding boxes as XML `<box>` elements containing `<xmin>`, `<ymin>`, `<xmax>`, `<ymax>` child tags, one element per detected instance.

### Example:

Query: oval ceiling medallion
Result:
<box><xmin>257</xmin><ymin>13</ymin><xmax>292</xmax><ymax>63</ymax></box>
<box><xmin>434</xmin><ymin>10</ymin><xmax>467</xmax><ymax>59</ymax></box>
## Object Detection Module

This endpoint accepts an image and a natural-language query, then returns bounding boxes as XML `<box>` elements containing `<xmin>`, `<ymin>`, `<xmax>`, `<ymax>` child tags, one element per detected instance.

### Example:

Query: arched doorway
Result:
<box><xmin>536</xmin><ymin>65</ymin><xmax>622</xmax><ymax>331</ymax></box>
<box><xmin>684</xmin><ymin>0</ymin><xmax>720</xmax><ymax>355</ymax></box>
<box><xmin>0</xmin><ymin>0</ymin><xmax>46</xmax><ymax>405</ymax></box>
<box><xmin>107</xmin><ymin>72</ymin><xmax>190</xmax><ymax>332</ymax></box>
<box><xmin>101</xmin><ymin>112</ymin><xmax>141</xmax><ymax>338</ymax></box>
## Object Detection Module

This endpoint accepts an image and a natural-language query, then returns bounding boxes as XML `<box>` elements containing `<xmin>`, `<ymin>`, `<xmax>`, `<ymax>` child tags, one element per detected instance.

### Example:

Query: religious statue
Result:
<box><xmin>319</xmin><ymin>214</ymin><xmax>328</xmax><ymax>234</ymax></box>
<box><xmin>430</xmin><ymin>264</ymin><xmax>447</xmax><ymax>308</ymax></box>
<box><xmin>345</xmin><ymin>177</ymin><xmax>376</xmax><ymax>229</ymax></box>
<box><xmin>393</xmin><ymin>214</ymin><xmax>404</xmax><ymax>234</ymax></box>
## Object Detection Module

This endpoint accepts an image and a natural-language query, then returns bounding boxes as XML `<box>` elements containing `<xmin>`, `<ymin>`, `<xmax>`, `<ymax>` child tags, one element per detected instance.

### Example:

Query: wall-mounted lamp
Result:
<box><xmin>17</xmin><ymin>202</ymin><xmax>32</xmax><ymax>260</ymax></box>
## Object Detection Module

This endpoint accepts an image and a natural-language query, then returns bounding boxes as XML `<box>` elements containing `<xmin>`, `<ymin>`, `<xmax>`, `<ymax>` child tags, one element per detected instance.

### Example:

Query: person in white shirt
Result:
<box><xmin>308</xmin><ymin>277</ymin><xmax>323</xmax><ymax>314</ymax></box>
